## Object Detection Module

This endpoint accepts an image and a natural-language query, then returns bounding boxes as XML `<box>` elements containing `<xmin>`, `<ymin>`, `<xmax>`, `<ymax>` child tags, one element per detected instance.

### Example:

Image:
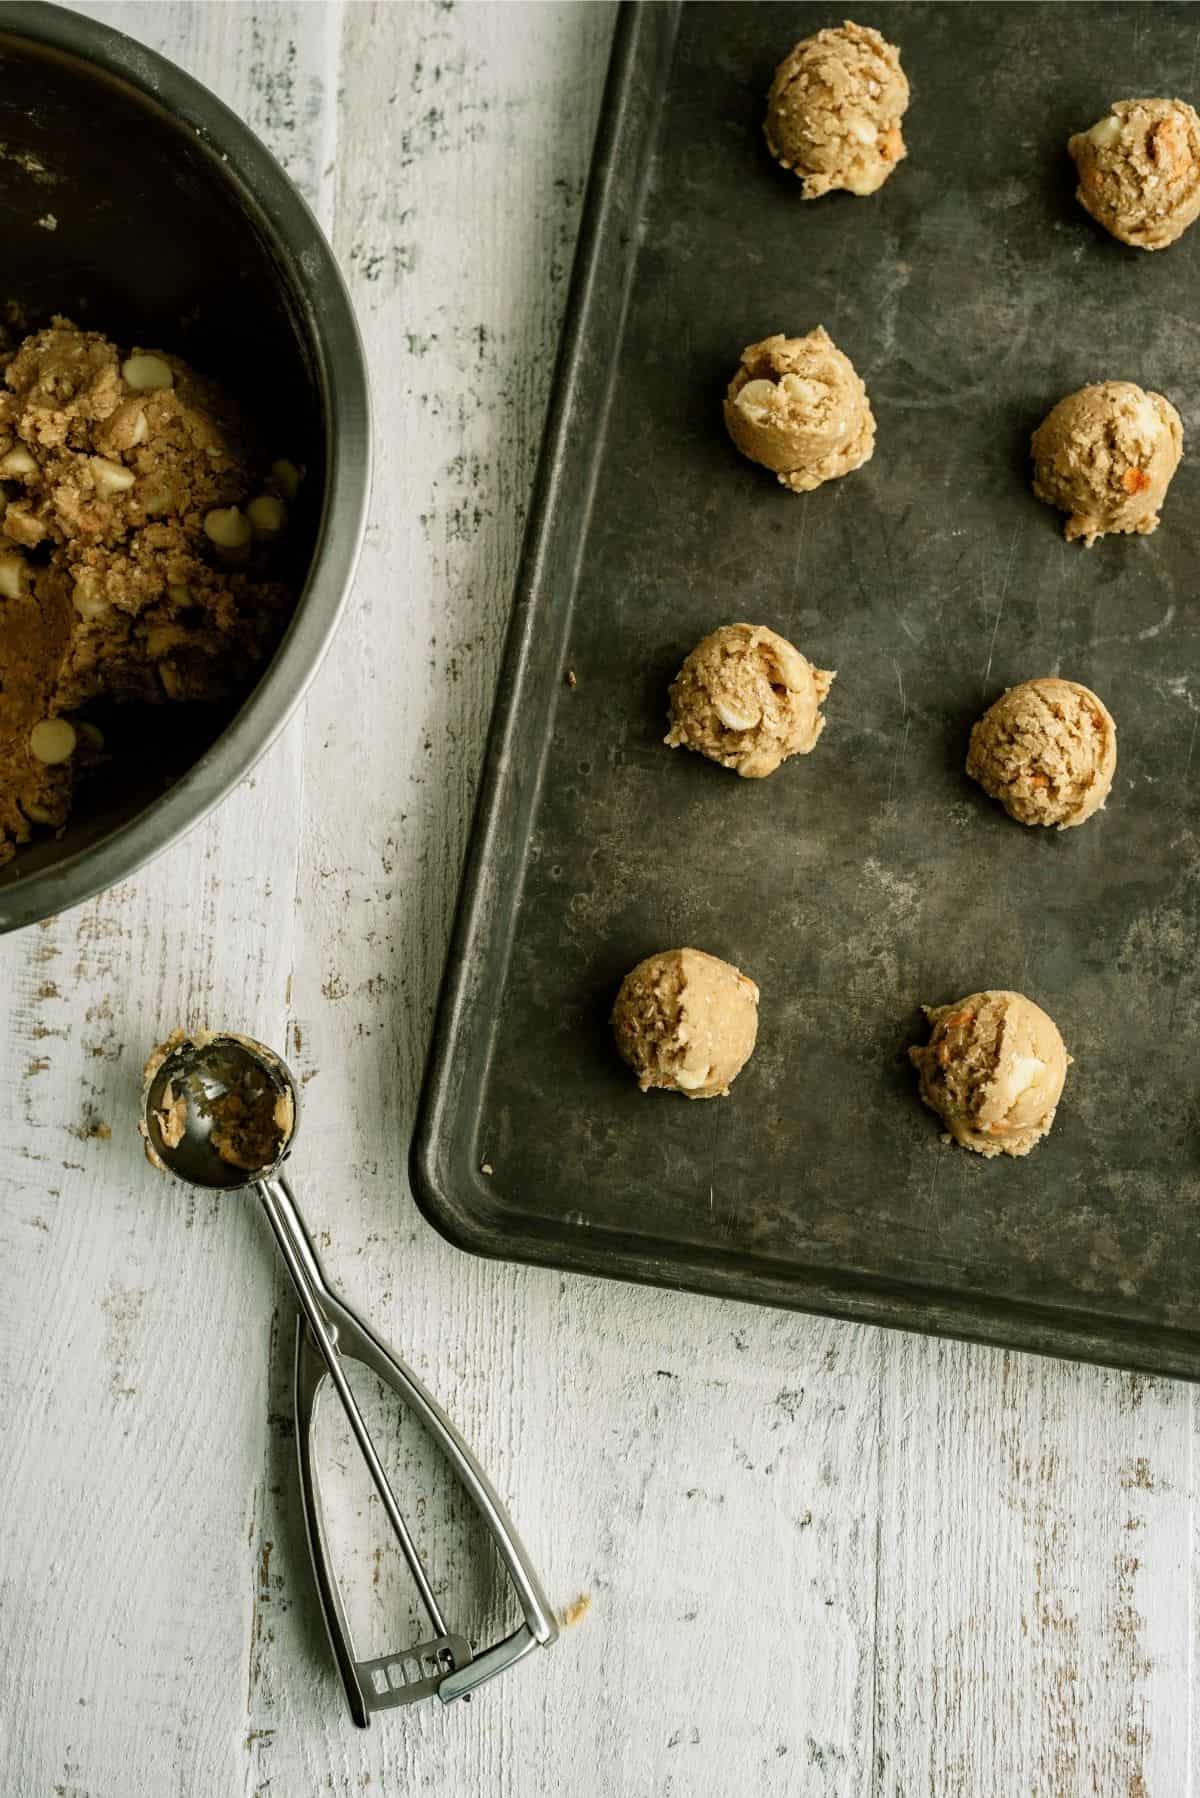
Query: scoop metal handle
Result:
<box><xmin>262</xmin><ymin>1175</ymin><xmax>557</xmax><ymax>1722</ymax></box>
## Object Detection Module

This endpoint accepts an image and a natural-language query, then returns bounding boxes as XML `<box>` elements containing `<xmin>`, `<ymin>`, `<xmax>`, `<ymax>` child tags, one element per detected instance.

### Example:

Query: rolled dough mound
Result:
<box><xmin>1031</xmin><ymin>380</ymin><xmax>1182</xmax><ymax>545</ymax></box>
<box><xmin>967</xmin><ymin>677</ymin><xmax>1117</xmax><ymax>830</ymax></box>
<box><xmin>0</xmin><ymin>317</ymin><xmax>299</xmax><ymax>865</ymax></box>
<box><xmin>724</xmin><ymin>328</ymin><xmax>875</xmax><ymax>493</ymax></box>
<box><xmin>765</xmin><ymin>20</ymin><xmax>909</xmax><ymax>198</ymax></box>
<box><xmin>1069</xmin><ymin>99</ymin><xmax>1200</xmax><ymax>250</ymax></box>
<box><xmin>665</xmin><ymin>623</ymin><xmax>834</xmax><ymax>779</ymax></box>
<box><xmin>909</xmin><ymin>991</ymin><xmax>1071</xmax><ymax>1160</ymax></box>
<box><xmin>611</xmin><ymin>948</ymin><xmax>759</xmax><ymax>1100</ymax></box>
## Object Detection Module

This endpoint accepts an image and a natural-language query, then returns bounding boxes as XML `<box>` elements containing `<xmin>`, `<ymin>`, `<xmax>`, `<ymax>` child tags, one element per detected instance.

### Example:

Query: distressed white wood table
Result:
<box><xmin>0</xmin><ymin>5</ymin><xmax>1195</xmax><ymax>1794</ymax></box>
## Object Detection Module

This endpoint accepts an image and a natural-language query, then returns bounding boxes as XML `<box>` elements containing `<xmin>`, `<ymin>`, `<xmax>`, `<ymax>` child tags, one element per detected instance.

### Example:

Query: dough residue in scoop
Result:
<box><xmin>0</xmin><ymin>316</ymin><xmax>301</xmax><ymax>867</ymax></box>
<box><xmin>724</xmin><ymin>328</ymin><xmax>875</xmax><ymax>493</ymax></box>
<box><xmin>909</xmin><ymin>990</ymin><xmax>1071</xmax><ymax>1159</ymax></box>
<box><xmin>208</xmin><ymin>1086</ymin><xmax>295</xmax><ymax>1173</ymax></box>
<box><xmin>1030</xmin><ymin>380</ymin><xmax>1182</xmax><ymax>545</ymax></box>
<box><xmin>967</xmin><ymin>677</ymin><xmax>1117</xmax><ymax>830</ymax></box>
<box><xmin>611</xmin><ymin>948</ymin><xmax>759</xmax><ymax>1100</ymax></box>
<box><xmin>153</xmin><ymin>1082</ymin><xmax>188</xmax><ymax>1155</ymax></box>
<box><xmin>665</xmin><ymin>623</ymin><xmax>834</xmax><ymax>778</ymax></box>
<box><xmin>1069</xmin><ymin>98</ymin><xmax>1200</xmax><ymax>250</ymax></box>
<box><xmin>139</xmin><ymin>1028</ymin><xmax>295</xmax><ymax>1176</ymax></box>
<box><xmin>765</xmin><ymin>20</ymin><xmax>909</xmax><ymax>199</ymax></box>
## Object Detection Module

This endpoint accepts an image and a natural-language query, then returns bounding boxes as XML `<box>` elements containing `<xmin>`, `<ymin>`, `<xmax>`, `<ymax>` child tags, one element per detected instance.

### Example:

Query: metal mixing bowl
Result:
<box><xmin>0</xmin><ymin>2</ymin><xmax>370</xmax><ymax>932</ymax></box>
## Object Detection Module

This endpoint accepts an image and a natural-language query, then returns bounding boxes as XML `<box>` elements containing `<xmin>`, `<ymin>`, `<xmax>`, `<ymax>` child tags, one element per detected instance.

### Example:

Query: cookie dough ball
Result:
<box><xmin>909</xmin><ymin>991</ymin><xmax>1070</xmax><ymax>1159</ymax></box>
<box><xmin>1031</xmin><ymin>381</ymin><xmax>1182</xmax><ymax>545</ymax></box>
<box><xmin>665</xmin><ymin>623</ymin><xmax>834</xmax><ymax>778</ymax></box>
<box><xmin>765</xmin><ymin>20</ymin><xmax>909</xmax><ymax>198</ymax></box>
<box><xmin>1069</xmin><ymin>99</ymin><xmax>1200</xmax><ymax>250</ymax></box>
<box><xmin>967</xmin><ymin>677</ymin><xmax>1117</xmax><ymax>830</ymax></box>
<box><xmin>725</xmin><ymin>328</ymin><xmax>875</xmax><ymax>493</ymax></box>
<box><xmin>612</xmin><ymin>948</ymin><xmax>759</xmax><ymax>1100</ymax></box>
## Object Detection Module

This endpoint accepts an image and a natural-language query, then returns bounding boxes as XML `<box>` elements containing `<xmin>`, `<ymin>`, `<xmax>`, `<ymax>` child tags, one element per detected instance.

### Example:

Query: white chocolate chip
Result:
<box><xmin>736</xmin><ymin>379</ymin><xmax>780</xmax><ymax>415</ymax></box>
<box><xmin>850</xmin><ymin>118</ymin><xmax>878</xmax><ymax>145</ymax></box>
<box><xmin>1089</xmin><ymin>114</ymin><xmax>1122</xmax><ymax>150</ymax></box>
<box><xmin>246</xmin><ymin>493</ymin><xmax>287</xmax><ymax>539</ymax></box>
<box><xmin>769</xmin><ymin>641</ymin><xmax>810</xmax><ymax>690</ymax></box>
<box><xmin>90</xmin><ymin>456</ymin><xmax>136</xmax><ymax>497</ymax></box>
<box><xmin>0</xmin><ymin>445</ymin><xmax>37</xmax><ymax>477</ymax></box>
<box><xmin>778</xmin><ymin>373</ymin><xmax>825</xmax><ymax>410</ymax></box>
<box><xmin>1130</xmin><ymin>394</ymin><xmax>1162</xmax><ymax>447</ymax></box>
<box><xmin>204</xmin><ymin>506</ymin><xmax>252</xmax><ymax>557</ymax></box>
<box><xmin>1003</xmin><ymin>1055</ymin><xmax>1047</xmax><ymax>1103</ymax></box>
<box><xmin>73</xmin><ymin>572</ymin><xmax>109</xmax><ymax>620</ymax></box>
<box><xmin>0</xmin><ymin>552</ymin><xmax>27</xmax><ymax>599</ymax></box>
<box><xmin>139</xmin><ymin>486</ymin><xmax>172</xmax><ymax>516</ymax></box>
<box><xmin>29</xmin><ymin>718</ymin><xmax>77</xmax><ymax>765</ymax></box>
<box><xmin>271</xmin><ymin>458</ymin><xmax>302</xmax><ymax>500</ymax></box>
<box><xmin>145</xmin><ymin>623</ymin><xmax>188</xmax><ymax>658</ymax></box>
<box><xmin>715</xmin><ymin>699</ymin><xmax>761</xmax><ymax>732</ymax></box>
<box><xmin>5</xmin><ymin>505</ymin><xmax>44</xmax><ymax>546</ymax></box>
<box><xmin>122</xmin><ymin>353</ymin><xmax>174</xmax><ymax>392</ymax></box>
<box><xmin>674</xmin><ymin>1063</ymin><xmax>708</xmax><ymax>1091</ymax></box>
<box><xmin>103</xmin><ymin>400</ymin><xmax>149</xmax><ymax>452</ymax></box>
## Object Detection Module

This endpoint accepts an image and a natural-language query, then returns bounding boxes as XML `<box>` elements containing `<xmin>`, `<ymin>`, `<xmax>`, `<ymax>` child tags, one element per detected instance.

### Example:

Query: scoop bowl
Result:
<box><xmin>142</xmin><ymin>1030</ymin><xmax>299</xmax><ymax>1190</ymax></box>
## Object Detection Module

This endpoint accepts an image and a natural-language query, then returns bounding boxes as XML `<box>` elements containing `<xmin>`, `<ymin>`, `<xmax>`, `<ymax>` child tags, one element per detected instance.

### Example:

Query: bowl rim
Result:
<box><xmin>0</xmin><ymin>0</ymin><xmax>372</xmax><ymax>933</ymax></box>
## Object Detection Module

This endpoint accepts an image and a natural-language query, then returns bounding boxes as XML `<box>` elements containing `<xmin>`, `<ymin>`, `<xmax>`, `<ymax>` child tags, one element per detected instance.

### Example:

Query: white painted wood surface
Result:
<box><xmin>0</xmin><ymin>5</ymin><xmax>1195</xmax><ymax>1794</ymax></box>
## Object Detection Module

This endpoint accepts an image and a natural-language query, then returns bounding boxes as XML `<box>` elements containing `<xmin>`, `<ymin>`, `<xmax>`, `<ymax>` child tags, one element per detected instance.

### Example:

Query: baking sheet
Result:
<box><xmin>413</xmin><ymin>0</ymin><xmax>1200</xmax><ymax>1378</ymax></box>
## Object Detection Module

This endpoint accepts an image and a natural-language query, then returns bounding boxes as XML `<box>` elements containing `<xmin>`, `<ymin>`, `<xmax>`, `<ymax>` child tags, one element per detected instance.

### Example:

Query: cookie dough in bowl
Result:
<box><xmin>1031</xmin><ymin>381</ymin><xmax>1182</xmax><ymax>545</ymax></box>
<box><xmin>724</xmin><ymin>328</ymin><xmax>875</xmax><ymax>493</ymax></box>
<box><xmin>967</xmin><ymin>678</ymin><xmax>1117</xmax><ymax>830</ymax></box>
<box><xmin>764</xmin><ymin>20</ymin><xmax>909</xmax><ymax>198</ymax></box>
<box><xmin>909</xmin><ymin>991</ymin><xmax>1071</xmax><ymax>1159</ymax></box>
<box><xmin>665</xmin><ymin>623</ymin><xmax>834</xmax><ymax>778</ymax></box>
<box><xmin>1069</xmin><ymin>99</ymin><xmax>1200</xmax><ymax>250</ymax></box>
<box><xmin>611</xmin><ymin>949</ymin><xmax>759</xmax><ymax>1099</ymax></box>
<box><xmin>0</xmin><ymin>317</ymin><xmax>299</xmax><ymax>867</ymax></box>
<box><xmin>0</xmin><ymin>5</ymin><xmax>371</xmax><ymax>934</ymax></box>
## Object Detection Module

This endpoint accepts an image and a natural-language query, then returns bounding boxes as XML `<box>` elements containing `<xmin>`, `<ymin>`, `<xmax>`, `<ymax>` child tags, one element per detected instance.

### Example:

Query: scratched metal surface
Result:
<box><xmin>420</xmin><ymin>0</ymin><xmax>1200</xmax><ymax>1375</ymax></box>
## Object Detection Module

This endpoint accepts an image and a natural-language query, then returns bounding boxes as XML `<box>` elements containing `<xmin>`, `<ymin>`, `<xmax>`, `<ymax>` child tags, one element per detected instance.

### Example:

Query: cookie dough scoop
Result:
<box><xmin>1069</xmin><ymin>99</ymin><xmax>1200</xmax><ymax>250</ymax></box>
<box><xmin>967</xmin><ymin>677</ymin><xmax>1116</xmax><ymax>829</ymax></box>
<box><xmin>1031</xmin><ymin>381</ymin><xmax>1182</xmax><ymax>545</ymax></box>
<box><xmin>612</xmin><ymin>948</ymin><xmax>759</xmax><ymax>1098</ymax></box>
<box><xmin>141</xmin><ymin>1030</ymin><xmax>556</xmax><ymax>1720</ymax></box>
<box><xmin>725</xmin><ymin>328</ymin><xmax>875</xmax><ymax>493</ymax></box>
<box><xmin>765</xmin><ymin>20</ymin><xmax>909</xmax><ymax>198</ymax></box>
<box><xmin>909</xmin><ymin>991</ymin><xmax>1070</xmax><ymax>1159</ymax></box>
<box><xmin>665</xmin><ymin>623</ymin><xmax>834</xmax><ymax>778</ymax></box>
